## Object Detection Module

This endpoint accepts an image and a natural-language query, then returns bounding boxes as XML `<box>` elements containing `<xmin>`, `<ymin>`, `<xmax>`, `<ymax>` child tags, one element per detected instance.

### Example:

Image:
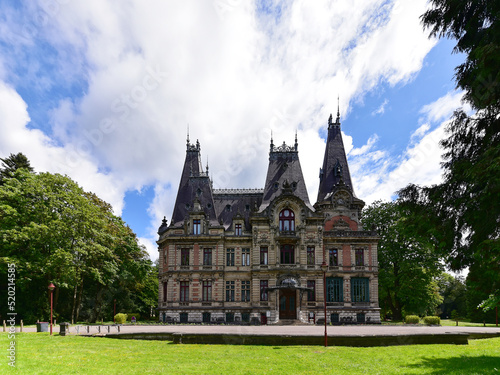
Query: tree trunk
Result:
<box><xmin>75</xmin><ymin>279</ymin><xmax>84</xmax><ymax>323</ymax></box>
<box><xmin>393</xmin><ymin>264</ymin><xmax>403</xmax><ymax>321</ymax></box>
<box><xmin>71</xmin><ymin>283</ymin><xmax>78</xmax><ymax>324</ymax></box>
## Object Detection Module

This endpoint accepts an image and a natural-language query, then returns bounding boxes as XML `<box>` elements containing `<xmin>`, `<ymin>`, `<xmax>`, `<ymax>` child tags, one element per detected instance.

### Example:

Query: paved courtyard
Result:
<box><xmin>21</xmin><ymin>323</ymin><xmax>500</xmax><ymax>337</ymax></box>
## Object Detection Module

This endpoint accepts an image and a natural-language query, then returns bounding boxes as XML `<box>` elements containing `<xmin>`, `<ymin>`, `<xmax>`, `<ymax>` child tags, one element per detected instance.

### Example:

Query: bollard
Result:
<box><xmin>3</xmin><ymin>320</ymin><xmax>6</xmax><ymax>332</ymax></box>
<box><xmin>118</xmin><ymin>325</ymin><xmax>120</xmax><ymax>333</ymax></box>
<box><xmin>21</xmin><ymin>320</ymin><xmax>23</xmax><ymax>332</ymax></box>
<box><xmin>107</xmin><ymin>326</ymin><xmax>110</xmax><ymax>333</ymax></box>
<box><xmin>86</xmin><ymin>326</ymin><xmax>89</xmax><ymax>333</ymax></box>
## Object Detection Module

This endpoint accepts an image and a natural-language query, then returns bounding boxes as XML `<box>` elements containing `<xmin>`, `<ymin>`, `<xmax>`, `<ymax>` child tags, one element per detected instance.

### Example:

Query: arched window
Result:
<box><xmin>279</xmin><ymin>209</ymin><xmax>295</xmax><ymax>232</ymax></box>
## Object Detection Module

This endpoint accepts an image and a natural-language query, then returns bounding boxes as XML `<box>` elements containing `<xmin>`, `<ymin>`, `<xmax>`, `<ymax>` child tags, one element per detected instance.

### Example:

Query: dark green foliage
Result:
<box><xmin>126</xmin><ymin>313</ymin><xmax>141</xmax><ymax>321</ymax></box>
<box><xmin>421</xmin><ymin>0</ymin><xmax>500</xmax><ymax>110</ymax></box>
<box><xmin>362</xmin><ymin>201</ymin><xmax>443</xmax><ymax>320</ymax></box>
<box><xmin>399</xmin><ymin>0</ymin><xmax>500</xmax><ymax>321</ymax></box>
<box><xmin>423</xmin><ymin>316</ymin><xmax>441</xmax><ymax>325</ymax></box>
<box><xmin>0</xmin><ymin>170</ymin><xmax>157</xmax><ymax>323</ymax></box>
<box><xmin>405</xmin><ymin>315</ymin><xmax>420</xmax><ymax>324</ymax></box>
<box><xmin>0</xmin><ymin>152</ymin><xmax>34</xmax><ymax>184</ymax></box>
<box><xmin>436</xmin><ymin>272</ymin><xmax>467</xmax><ymax>319</ymax></box>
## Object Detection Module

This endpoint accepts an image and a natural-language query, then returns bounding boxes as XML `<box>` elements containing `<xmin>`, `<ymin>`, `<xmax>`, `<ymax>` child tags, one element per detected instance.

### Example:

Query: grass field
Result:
<box><xmin>2</xmin><ymin>333</ymin><xmax>499</xmax><ymax>374</ymax></box>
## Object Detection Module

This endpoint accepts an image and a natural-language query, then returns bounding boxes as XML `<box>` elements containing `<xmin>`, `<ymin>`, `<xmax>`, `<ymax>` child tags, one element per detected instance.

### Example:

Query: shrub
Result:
<box><xmin>114</xmin><ymin>313</ymin><xmax>127</xmax><ymax>324</ymax></box>
<box><xmin>423</xmin><ymin>316</ymin><xmax>441</xmax><ymax>325</ymax></box>
<box><xmin>126</xmin><ymin>313</ymin><xmax>141</xmax><ymax>321</ymax></box>
<box><xmin>405</xmin><ymin>315</ymin><xmax>420</xmax><ymax>324</ymax></box>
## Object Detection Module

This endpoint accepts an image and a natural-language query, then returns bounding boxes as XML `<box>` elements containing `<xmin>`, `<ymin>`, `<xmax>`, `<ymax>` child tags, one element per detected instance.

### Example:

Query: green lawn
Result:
<box><xmin>2</xmin><ymin>333</ymin><xmax>499</xmax><ymax>374</ymax></box>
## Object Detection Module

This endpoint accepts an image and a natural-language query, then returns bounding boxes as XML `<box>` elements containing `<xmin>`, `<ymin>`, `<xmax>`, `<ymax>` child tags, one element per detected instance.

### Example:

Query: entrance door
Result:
<box><xmin>279</xmin><ymin>289</ymin><xmax>296</xmax><ymax>320</ymax></box>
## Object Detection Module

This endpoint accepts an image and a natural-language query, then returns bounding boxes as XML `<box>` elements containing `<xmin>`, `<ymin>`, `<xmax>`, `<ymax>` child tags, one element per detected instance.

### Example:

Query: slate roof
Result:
<box><xmin>170</xmin><ymin>140</ymin><xmax>217</xmax><ymax>225</ymax></box>
<box><xmin>213</xmin><ymin>189</ymin><xmax>263</xmax><ymax>230</ymax></box>
<box><xmin>260</xmin><ymin>138</ymin><xmax>312</xmax><ymax>211</ymax></box>
<box><xmin>316</xmin><ymin>113</ymin><xmax>355</xmax><ymax>203</ymax></box>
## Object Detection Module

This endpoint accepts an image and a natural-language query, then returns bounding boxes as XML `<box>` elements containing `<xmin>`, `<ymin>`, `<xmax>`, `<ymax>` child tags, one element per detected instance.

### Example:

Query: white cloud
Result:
<box><xmin>372</xmin><ymin>99</ymin><xmax>389</xmax><ymax>116</ymax></box>
<box><xmin>348</xmin><ymin>90</ymin><xmax>466</xmax><ymax>204</ymax></box>
<box><xmin>0</xmin><ymin>0</ymin><xmax>441</xmax><ymax>261</ymax></box>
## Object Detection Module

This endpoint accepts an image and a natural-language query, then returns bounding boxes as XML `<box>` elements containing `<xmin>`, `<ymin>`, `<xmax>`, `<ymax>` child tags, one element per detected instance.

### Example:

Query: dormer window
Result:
<box><xmin>279</xmin><ymin>209</ymin><xmax>295</xmax><ymax>232</ymax></box>
<box><xmin>235</xmin><ymin>223</ymin><xmax>242</xmax><ymax>236</ymax></box>
<box><xmin>193</xmin><ymin>219</ymin><xmax>201</xmax><ymax>234</ymax></box>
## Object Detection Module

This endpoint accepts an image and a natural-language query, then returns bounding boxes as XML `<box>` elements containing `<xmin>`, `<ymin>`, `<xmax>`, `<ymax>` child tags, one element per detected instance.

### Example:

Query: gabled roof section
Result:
<box><xmin>317</xmin><ymin>111</ymin><xmax>355</xmax><ymax>203</ymax></box>
<box><xmin>171</xmin><ymin>139</ymin><xmax>217</xmax><ymax>225</ymax></box>
<box><xmin>260</xmin><ymin>135</ymin><xmax>312</xmax><ymax>211</ymax></box>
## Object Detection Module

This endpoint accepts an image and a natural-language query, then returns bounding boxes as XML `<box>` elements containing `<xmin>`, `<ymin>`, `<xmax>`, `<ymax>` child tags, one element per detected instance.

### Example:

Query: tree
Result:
<box><xmin>362</xmin><ymin>201</ymin><xmax>443</xmax><ymax>320</ymax></box>
<box><xmin>0</xmin><ymin>170</ymin><xmax>152</xmax><ymax>323</ymax></box>
<box><xmin>436</xmin><ymin>272</ymin><xmax>467</xmax><ymax>319</ymax></box>
<box><xmin>0</xmin><ymin>152</ymin><xmax>34</xmax><ymax>184</ymax></box>
<box><xmin>399</xmin><ymin>0</ymin><xmax>500</xmax><ymax>321</ymax></box>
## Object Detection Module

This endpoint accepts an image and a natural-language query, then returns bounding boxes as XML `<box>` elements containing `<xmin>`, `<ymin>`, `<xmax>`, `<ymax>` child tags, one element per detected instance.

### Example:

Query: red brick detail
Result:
<box><xmin>193</xmin><ymin>244</ymin><xmax>200</xmax><ymax>265</ymax></box>
<box><xmin>342</xmin><ymin>244</ymin><xmax>351</xmax><ymax>269</ymax></box>
<box><xmin>324</xmin><ymin>215</ymin><xmax>358</xmax><ymax>231</ymax></box>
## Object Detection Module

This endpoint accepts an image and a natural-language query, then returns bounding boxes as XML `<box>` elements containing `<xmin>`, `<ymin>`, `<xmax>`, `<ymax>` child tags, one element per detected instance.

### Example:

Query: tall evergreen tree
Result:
<box><xmin>0</xmin><ymin>152</ymin><xmax>34</xmax><ymax>184</ymax></box>
<box><xmin>399</xmin><ymin>0</ymin><xmax>499</xmax><ymax>321</ymax></box>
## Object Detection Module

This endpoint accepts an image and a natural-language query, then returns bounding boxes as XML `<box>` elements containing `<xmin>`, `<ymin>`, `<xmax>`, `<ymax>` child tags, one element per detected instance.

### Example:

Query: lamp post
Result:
<box><xmin>321</xmin><ymin>262</ymin><xmax>328</xmax><ymax>347</ymax></box>
<box><xmin>48</xmin><ymin>283</ymin><xmax>55</xmax><ymax>335</ymax></box>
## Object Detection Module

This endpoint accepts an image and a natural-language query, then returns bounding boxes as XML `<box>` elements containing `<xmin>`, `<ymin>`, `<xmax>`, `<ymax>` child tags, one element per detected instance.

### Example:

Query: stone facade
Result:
<box><xmin>157</xmin><ymin>112</ymin><xmax>381</xmax><ymax>324</ymax></box>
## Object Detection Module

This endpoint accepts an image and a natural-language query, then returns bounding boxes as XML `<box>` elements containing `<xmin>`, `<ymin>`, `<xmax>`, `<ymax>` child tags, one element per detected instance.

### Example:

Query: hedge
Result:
<box><xmin>405</xmin><ymin>315</ymin><xmax>420</xmax><ymax>324</ymax></box>
<box><xmin>114</xmin><ymin>313</ymin><xmax>127</xmax><ymax>324</ymax></box>
<box><xmin>423</xmin><ymin>316</ymin><xmax>440</xmax><ymax>325</ymax></box>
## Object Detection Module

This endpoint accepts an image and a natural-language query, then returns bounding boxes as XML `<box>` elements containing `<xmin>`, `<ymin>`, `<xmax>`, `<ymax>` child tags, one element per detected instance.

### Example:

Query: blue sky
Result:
<box><xmin>0</xmin><ymin>1</ymin><xmax>467</xmax><ymax>261</ymax></box>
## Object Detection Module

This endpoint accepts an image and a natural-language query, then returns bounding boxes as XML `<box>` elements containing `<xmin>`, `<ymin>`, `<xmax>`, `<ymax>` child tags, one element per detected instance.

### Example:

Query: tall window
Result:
<box><xmin>226</xmin><ymin>248</ymin><xmax>235</xmax><ymax>266</ymax></box>
<box><xmin>355</xmin><ymin>249</ymin><xmax>364</xmax><ymax>266</ymax></box>
<box><xmin>226</xmin><ymin>281</ymin><xmax>235</xmax><ymax>302</ymax></box>
<box><xmin>235</xmin><ymin>223</ymin><xmax>242</xmax><ymax>235</ymax></box>
<box><xmin>279</xmin><ymin>209</ymin><xmax>295</xmax><ymax>232</ymax></box>
<box><xmin>181</xmin><ymin>248</ymin><xmax>190</xmax><ymax>266</ymax></box>
<box><xmin>260</xmin><ymin>247</ymin><xmax>268</xmax><ymax>265</ymax></box>
<box><xmin>163</xmin><ymin>281</ymin><xmax>168</xmax><ymax>302</ymax></box>
<box><xmin>242</xmin><ymin>248</ymin><xmax>250</xmax><ymax>266</ymax></box>
<box><xmin>326</xmin><ymin>277</ymin><xmax>343</xmax><ymax>302</ymax></box>
<box><xmin>307</xmin><ymin>246</ymin><xmax>315</xmax><ymax>265</ymax></box>
<box><xmin>193</xmin><ymin>219</ymin><xmax>200</xmax><ymax>234</ymax></box>
<box><xmin>351</xmin><ymin>278</ymin><xmax>369</xmax><ymax>302</ymax></box>
<box><xmin>260</xmin><ymin>280</ymin><xmax>268</xmax><ymax>301</ymax></box>
<box><xmin>180</xmin><ymin>281</ymin><xmax>189</xmax><ymax>302</ymax></box>
<box><xmin>329</xmin><ymin>249</ymin><xmax>338</xmax><ymax>266</ymax></box>
<box><xmin>241</xmin><ymin>280</ymin><xmax>250</xmax><ymax>302</ymax></box>
<box><xmin>307</xmin><ymin>280</ymin><xmax>316</xmax><ymax>301</ymax></box>
<box><xmin>280</xmin><ymin>244</ymin><xmax>294</xmax><ymax>264</ymax></box>
<box><xmin>202</xmin><ymin>281</ymin><xmax>212</xmax><ymax>301</ymax></box>
<box><xmin>203</xmin><ymin>248</ymin><xmax>212</xmax><ymax>266</ymax></box>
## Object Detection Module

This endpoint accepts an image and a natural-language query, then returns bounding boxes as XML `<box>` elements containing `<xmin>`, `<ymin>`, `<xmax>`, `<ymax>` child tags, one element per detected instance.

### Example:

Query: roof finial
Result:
<box><xmin>294</xmin><ymin>130</ymin><xmax>298</xmax><ymax>151</ymax></box>
<box><xmin>186</xmin><ymin>124</ymin><xmax>190</xmax><ymax>149</ymax></box>
<box><xmin>270</xmin><ymin>130</ymin><xmax>274</xmax><ymax>152</ymax></box>
<box><xmin>336</xmin><ymin>96</ymin><xmax>340</xmax><ymax>124</ymax></box>
<box><xmin>206</xmin><ymin>156</ymin><xmax>209</xmax><ymax>174</ymax></box>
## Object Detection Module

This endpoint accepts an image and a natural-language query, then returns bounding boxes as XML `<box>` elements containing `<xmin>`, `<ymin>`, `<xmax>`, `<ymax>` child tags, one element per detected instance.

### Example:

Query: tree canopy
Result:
<box><xmin>362</xmin><ymin>201</ymin><xmax>443</xmax><ymax>320</ymax></box>
<box><xmin>0</xmin><ymin>152</ymin><xmax>34</xmax><ymax>184</ymax></box>
<box><xmin>398</xmin><ymin>0</ymin><xmax>499</xmax><ymax>320</ymax></box>
<box><xmin>0</xmin><ymin>168</ymin><xmax>157</xmax><ymax>323</ymax></box>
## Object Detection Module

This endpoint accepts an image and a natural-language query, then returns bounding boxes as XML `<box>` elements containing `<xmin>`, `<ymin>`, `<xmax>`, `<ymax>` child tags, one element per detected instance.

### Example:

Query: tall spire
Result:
<box><xmin>336</xmin><ymin>96</ymin><xmax>340</xmax><ymax>124</ymax></box>
<box><xmin>316</xmin><ymin>110</ymin><xmax>355</xmax><ymax>203</ymax></box>
<box><xmin>171</xmin><ymin>139</ymin><xmax>216</xmax><ymax>225</ymax></box>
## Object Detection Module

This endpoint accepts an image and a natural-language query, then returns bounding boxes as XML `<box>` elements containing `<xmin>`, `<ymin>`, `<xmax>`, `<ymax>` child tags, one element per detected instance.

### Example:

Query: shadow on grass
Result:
<box><xmin>406</xmin><ymin>355</ymin><xmax>500</xmax><ymax>374</ymax></box>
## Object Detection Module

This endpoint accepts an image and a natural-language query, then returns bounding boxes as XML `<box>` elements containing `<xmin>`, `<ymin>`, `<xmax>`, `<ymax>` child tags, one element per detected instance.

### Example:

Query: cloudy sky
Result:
<box><xmin>0</xmin><ymin>0</ymin><xmax>468</xmax><ymax>261</ymax></box>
